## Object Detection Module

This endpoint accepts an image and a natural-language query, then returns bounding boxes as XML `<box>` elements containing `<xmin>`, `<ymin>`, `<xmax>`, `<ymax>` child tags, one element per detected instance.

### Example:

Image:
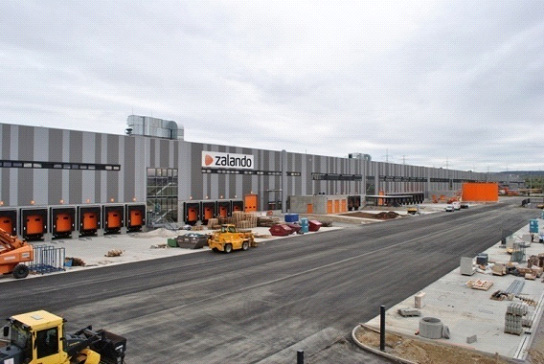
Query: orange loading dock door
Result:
<box><xmin>55</xmin><ymin>214</ymin><xmax>72</xmax><ymax>233</ymax></box>
<box><xmin>51</xmin><ymin>207</ymin><xmax>76</xmax><ymax>238</ymax></box>
<box><xmin>217</xmin><ymin>201</ymin><xmax>231</xmax><ymax>218</ymax></box>
<box><xmin>78</xmin><ymin>206</ymin><xmax>101</xmax><ymax>235</ymax></box>
<box><xmin>244</xmin><ymin>194</ymin><xmax>257</xmax><ymax>212</ymax></box>
<box><xmin>126</xmin><ymin>204</ymin><xmax>146</xmax><ymax>232</ymax></box>
<box><xmin>0</xmin><ymin>218</ymin><xmax>13</xmax><ymax>234</ymax></box>
<box><xmin>104</xmin><ymin>206</ymin><xmax>124</xmax><ymax>233</ymax></box>
<box><xmin>20</xmin><ymin>209</ymin><xmax>48</xmax><ymax>240</ymax></box>
<box><xmin>83</xmin><ymin>212</ymin><xmax>98</xmax><ymax>230</ymax></box>
<box><xmin>184</xmin><ymin>202</ymin><xmax>200</xmax><ymax>225</ymax></box>
<box><xmin>0</xmin><ymin>209</ymin><xmax>16</xmax><ymax>235</ymax></box>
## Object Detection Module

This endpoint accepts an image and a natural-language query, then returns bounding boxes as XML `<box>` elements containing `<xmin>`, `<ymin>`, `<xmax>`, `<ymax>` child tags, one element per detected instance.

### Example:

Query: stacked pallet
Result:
<box><xmin>505</xmin><ymin>303</ymin><xmax>528</xmax><ymax>335</ymax></box>
<box><xmin>207</xmin><ymin>218</ymin><xmax>220</xmax><ymax>229</ymax></box>
<box><xmin>232</xmin><ymin>211</ymin><xmax>258</xmax><ymax>228</ymax></box>
<box><xmin>218</xmin><ymin>216</ymin><xmax>234</xmax><ymax>225</ymax></box>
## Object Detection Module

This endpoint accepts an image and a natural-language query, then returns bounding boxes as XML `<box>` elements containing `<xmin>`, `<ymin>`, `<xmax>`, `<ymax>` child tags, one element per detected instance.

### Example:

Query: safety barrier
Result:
<box><xmin>28</xmin><ymin>245</ymin><xmax>66</xmax><ymax>274</ymax></box>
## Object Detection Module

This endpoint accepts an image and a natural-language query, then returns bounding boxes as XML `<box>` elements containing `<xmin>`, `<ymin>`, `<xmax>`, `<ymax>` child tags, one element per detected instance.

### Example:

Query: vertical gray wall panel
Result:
<box><xmin>18</xmin><ymin>126</ymin><xmax>34</xmax><ymax>161</ymax></box>
<box><xmin>191</xmin><ymin>143</ymin><xmax>203</xmax><ymax>199</ymax></box>
<box><xmin>33</xmin><ymin>128</ymin><xmax>49</xmax><ymax>205</ymax></box>
<box><xmin>124</xmin><ymin>136</ymin><xmax>136</xmax><ymax>202</ymax></box>
<box><xmin>69</xmin><ymin>131</ymin><xmax>83</xmax><ymax>204</ymax></box>
<box><xmin>106</xmin><ymin>135</ymin><xmax>119</xmax><ymax>202</ymax></box>
<box><xmin>62</xmin><ymin>130</ymin><xmax>70</xmax><ymax>204</ymax></box>
<box><xmin>81</xmin><ymin>133</ymin><xmax>95</xmax><ymax>203</ymax></box>
<box><xmin>94</xmin><ymin>134</ymin><xmax>102</xmax><ymax>203</ymax></box>
<box><xmin>117</xmin><ymin>136</ymin><xmax>125</xmax><ymax>202</ymax></box>
<box><xmin>18</xmin><ymin>169</ymin><xmax>33</xmax><ymax>206</ymax></box>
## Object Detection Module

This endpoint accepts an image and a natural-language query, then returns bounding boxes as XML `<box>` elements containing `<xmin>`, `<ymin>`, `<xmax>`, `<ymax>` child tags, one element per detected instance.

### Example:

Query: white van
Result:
<box><xmin>452</xmin><ymin>202</ymin><xmax>461</xmax><ymax>210</ymax></box>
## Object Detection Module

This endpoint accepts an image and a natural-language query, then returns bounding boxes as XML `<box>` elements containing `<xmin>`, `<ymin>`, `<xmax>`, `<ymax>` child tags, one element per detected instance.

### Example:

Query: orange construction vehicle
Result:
<box><xmin>0</xmin><ymin>228</ymin><xmax>34</xmax><ymax>279</ymax></box>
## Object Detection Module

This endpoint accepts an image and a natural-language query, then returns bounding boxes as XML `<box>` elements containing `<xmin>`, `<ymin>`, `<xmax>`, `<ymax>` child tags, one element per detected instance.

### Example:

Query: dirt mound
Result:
<box><xmin>133</xmin><ymin>228</ymin><xmax>179</xmax><ymax>238</ymax></box>
<box><xmin>341</xmin><ymin>211</ymin><xmax>400</xmax><ymax>220</ymax></box>
<box><xmin>355</xmin><ymin>325</ymin><xmax>509</xmax><ymax>364</ymax></box>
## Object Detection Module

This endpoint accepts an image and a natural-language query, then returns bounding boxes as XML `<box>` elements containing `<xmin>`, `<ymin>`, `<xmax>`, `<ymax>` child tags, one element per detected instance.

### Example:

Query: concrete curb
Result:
<box><xmin>351</xmin><ymin>324</ymin><xmax>418</xmax><ymax>364</ymax></box>
<box><xmin>352</xmin><ymin>323</ymin><xmax>513</xmax><ymax>364</ymax></box>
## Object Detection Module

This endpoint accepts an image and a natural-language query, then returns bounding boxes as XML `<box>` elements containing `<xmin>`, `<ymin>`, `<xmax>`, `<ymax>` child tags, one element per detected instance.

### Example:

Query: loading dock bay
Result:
<box><xmin>0</xmin><ymin>199</ymin><xmax>540</xmax><ymax>363</ymax></box>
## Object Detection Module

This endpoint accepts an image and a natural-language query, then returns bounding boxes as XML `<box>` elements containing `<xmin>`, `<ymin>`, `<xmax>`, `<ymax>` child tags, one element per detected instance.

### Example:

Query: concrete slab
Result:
<box><xmin>365</xmin><ymin>219</ymin><xmax>544</xmax><ymax>360</ymax></box>
<box><xmin>0</xmin><ymin>225</ymin><xmax>341</xmax><ymax>283</ymax></box>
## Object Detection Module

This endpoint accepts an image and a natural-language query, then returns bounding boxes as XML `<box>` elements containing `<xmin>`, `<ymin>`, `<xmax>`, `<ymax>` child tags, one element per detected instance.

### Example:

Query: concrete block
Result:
<box><xmin>415</xmin><ymin>291</ymin><xmax>426</xmax><ymax>308</ymax></box>
<box><xmin>466</xmin><ymin>335</ymin><xmax>477</xmax><ymax>344</ymax></box>
<box><xmin>398</xmin><ymin>308</ymin><xmax>421</xmax><ymax>317</ymax></box>
<box><xmin>460</xmin><ymin>257</ymin><xmax>475</xmax><ymax>275</ymax></box>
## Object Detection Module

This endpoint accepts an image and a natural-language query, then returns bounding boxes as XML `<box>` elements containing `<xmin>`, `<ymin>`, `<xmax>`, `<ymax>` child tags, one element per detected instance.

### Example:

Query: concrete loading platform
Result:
<box><xmin>359</xmin><ymin>219</ymin><xmax>544</xmax><ymax>362</ymax></box>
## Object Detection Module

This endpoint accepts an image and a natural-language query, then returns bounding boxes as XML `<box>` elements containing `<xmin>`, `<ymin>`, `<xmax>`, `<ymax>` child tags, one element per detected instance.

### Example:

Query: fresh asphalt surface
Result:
<box><xmin>1</xmin><ymin>200</ymin><xmax>540</xmax><ymax>363</ymax></box>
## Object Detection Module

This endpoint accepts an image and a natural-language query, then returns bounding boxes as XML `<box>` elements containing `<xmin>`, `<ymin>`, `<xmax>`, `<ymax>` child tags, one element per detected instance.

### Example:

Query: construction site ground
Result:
<box><xmin>4</xmin><ymin>199</ymin><xmax>544</xmax><ymax>363</ymax></box>
<box><xmin>360</xmin><ymin>215</ymin><xmax>544</xmax><ymax>363</ymax></box>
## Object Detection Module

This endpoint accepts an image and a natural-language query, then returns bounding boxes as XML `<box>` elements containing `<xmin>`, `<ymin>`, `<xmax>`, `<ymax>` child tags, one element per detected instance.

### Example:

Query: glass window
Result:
<box><xmin>37</xmin><ymin>327</ymin><xmax>58</xmax><ymax>358</ymax></box>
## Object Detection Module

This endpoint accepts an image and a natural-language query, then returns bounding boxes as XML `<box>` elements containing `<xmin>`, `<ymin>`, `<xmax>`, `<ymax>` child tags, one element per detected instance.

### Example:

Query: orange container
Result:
<box><xmin>218</xmin><ymin>206</ymin><xmax>228</xmax><ymax>218</ymax></box>
<box><xmin>82</xmin><ymin>212</ymin><xmax>98</xmax><ymax>230</ymax></box>
<box><xmin>26</xmin><ymin>215</ymin><xmax>44</xmax><ymax>235</ymax></box>
<box><xmin>107</xmin><ymin>211</ymin><xmax>122</xmax><ymax>228</ymax></box>
<box><xmin>462</xmin><ymin>183</ymin><xmax>499</xmax><ymax>202</ymax></box>
<box><xmin>55</xmin><ymin>213</ymin><xmax>72</xmax><ymax>233</ymax></box>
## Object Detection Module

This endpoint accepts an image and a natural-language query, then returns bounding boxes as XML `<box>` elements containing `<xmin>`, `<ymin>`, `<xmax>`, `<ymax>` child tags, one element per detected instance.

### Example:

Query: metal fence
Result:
<box><xmin>27</xmin><ymin>245</ymin><xmax>66</xmax><ymax>274</ymax></box>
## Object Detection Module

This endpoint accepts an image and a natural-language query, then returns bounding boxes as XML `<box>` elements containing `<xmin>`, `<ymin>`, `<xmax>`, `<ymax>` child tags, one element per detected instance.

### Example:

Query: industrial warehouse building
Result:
<box><xmin>0</xmin><ymin>117</ymin><xmax>522</xmax><ymax>240</ymax></box>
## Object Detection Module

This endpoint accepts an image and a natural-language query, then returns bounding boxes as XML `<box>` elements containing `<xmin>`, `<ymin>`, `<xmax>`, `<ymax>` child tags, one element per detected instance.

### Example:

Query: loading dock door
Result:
<box><xmin>244</xmin><ymin>194</ymin><xmax>257</xmax><ymax>212</ymax></box>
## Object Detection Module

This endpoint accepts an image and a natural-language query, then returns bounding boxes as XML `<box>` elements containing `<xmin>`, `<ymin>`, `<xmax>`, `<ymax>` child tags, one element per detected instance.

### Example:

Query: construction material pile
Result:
<box><xmin>257</xmin><ymin>216</ymin><xmax>281</xmax><ymax>227</ymax></box>
<box><xmin>207</xmin><ymin>212</ymin><xmax>258</xmax><ymax>229</ymax></box>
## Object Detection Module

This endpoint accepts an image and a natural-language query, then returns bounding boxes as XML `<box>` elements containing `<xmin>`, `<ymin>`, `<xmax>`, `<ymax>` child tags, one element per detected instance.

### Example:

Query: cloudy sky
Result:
<box><xmin>1</xmin><ymin>1</ymin><xmax>543</xmax><ymax>172</ymax></box>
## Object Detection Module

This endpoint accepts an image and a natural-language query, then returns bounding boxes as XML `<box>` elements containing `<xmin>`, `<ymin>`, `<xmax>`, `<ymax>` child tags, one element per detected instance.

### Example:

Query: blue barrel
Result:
<box><xmin>530</xmin><ymin>219</ymin><xmax>539</xmax><ymax>233</ymax></box>
<box><xmin>285</xmin><ymin>213</ymin><xmax>299</xmax><ymax>223</ymax></box>
<box><xmin>300</xmin><ymin>218</ymin><xmax>309</xmax><ymax>233</ymax></box>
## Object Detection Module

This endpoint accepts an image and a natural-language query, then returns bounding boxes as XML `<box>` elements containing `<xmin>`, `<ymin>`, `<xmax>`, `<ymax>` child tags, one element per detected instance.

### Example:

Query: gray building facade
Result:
<box><xmin>0</xmin><ymin>122</ymin><xmax>522</xmax><ymax>224</ymax></box>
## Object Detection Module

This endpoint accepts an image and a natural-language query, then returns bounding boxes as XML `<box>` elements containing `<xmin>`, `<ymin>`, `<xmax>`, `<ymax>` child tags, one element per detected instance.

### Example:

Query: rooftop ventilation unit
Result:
<box><xmin>348</xmin><ymin>153</ymin><xmax>371</xmax><ymax>161</ymax></box>
<box><xmin>126</xmin><ymin>115</ymin><xmax>184</xmax><ymax>140</ymax></box>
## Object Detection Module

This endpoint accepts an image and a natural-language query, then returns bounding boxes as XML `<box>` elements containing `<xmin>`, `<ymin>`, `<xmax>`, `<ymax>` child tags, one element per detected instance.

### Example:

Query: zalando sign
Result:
<box><xmin>202</xmin><ymin>151</ymin><xmax>254</xmax><ymax>170</ymax></box>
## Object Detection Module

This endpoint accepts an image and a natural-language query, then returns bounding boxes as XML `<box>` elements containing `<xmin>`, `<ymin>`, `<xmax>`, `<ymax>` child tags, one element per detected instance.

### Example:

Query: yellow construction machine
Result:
<box><xmin>208</xmin><ymin>224</ymin><xmax>255</xmax><ymax>253</ymax></box>
<box><xmin>0</xmin><ymin>228</ymin><xmax>34</xmax><ymax>279</ymax></box>
<box><xmin>0</xmin><ymin>310</ymin><xmax>126</xmax><ymax>364</ymax></box>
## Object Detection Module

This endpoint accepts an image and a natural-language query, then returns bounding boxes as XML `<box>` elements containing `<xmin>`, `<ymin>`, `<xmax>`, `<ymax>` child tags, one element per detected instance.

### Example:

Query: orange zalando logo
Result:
<box><xmin>205</xmin><ymin>155</ymin><xmax>214</xmax><ymax>166</ymax></box>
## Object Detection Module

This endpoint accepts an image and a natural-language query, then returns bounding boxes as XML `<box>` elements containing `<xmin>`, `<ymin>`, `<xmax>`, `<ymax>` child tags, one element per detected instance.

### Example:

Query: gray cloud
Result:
<box><xmin>1</xmin><ymin>0</ymin><xmax>543</xmax><ymax>172</ymax></box>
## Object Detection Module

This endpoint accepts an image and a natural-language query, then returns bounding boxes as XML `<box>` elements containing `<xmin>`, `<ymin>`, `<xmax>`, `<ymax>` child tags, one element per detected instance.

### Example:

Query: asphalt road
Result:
<box><xmin>1</xmin><ymin>200</ymin><xmax>539</xmax><ymax>363</ymax></box>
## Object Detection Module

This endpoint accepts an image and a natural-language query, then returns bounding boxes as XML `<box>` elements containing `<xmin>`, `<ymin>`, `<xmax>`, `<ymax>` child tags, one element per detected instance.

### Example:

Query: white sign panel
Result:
<box><xmin>202</xmin><ymin>151</ymin><xmax>255</xmax><ymax>170</ymax></box>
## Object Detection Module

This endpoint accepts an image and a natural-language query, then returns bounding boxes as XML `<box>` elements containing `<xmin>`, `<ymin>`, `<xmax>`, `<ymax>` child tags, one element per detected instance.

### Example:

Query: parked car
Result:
<box><xmin>460</xmin><ymin>203</ymin><xmax>469</xmax><ymax>209</ymax></box>
<box><xmin>452</xmin><ymin>202</ymin><xmax>461</xmax><ymax>210</ymax></box>
<box><xmin>445</xmin><ymin>205</ymin><xmax>454</xmax><ymax>212</ymax></box>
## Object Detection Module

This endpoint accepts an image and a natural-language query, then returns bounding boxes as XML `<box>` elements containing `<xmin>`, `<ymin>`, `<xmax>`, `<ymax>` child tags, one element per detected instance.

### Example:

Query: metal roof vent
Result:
<box><xmin>126</xmin><ymin>115</ymin><xmax>184</xmax><ymax>140</ymax></box>
<box><xmin>348</xmin><ymin>153</ymin><xmax>371</xmax><ymax>161</ymax></box>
